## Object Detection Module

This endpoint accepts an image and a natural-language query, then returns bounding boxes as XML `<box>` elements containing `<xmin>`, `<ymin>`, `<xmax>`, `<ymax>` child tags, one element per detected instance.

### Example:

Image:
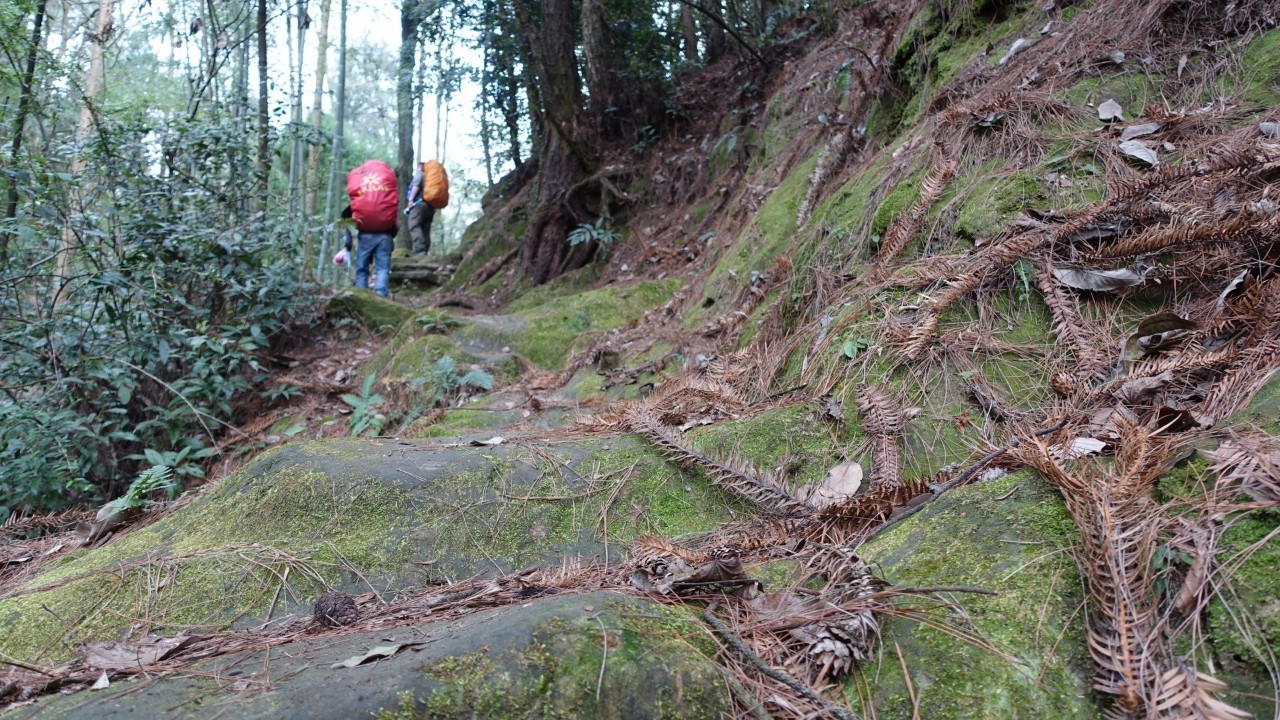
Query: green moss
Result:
<box><xmin>688</xmin><ymin>405</ymin><xmax>854</xmax><ymax>489</ymax></box>
<box><xmin>1060</xmin><ymin>74</ymin><xmax>1164</xmax><ymax>115</ymax></box>
<box><xmin>954</xmin><ymin>169</ymin><xmax>1048</xmax><ymax>242</ymax></box>
<box><xmin>1208</xmin><ymin>510</ymin><xmax>1280</xmax><ymax>675</ymax></box>
<box><xmin>690</xmin><ymin>152</ymin><xmax>818</xmax><ymax>325</ymax></box>
<box><xmin>858</xmin><ymin>471</ymin><xmax>1096</xmax><ymax>719</ymax></box>
<box><xmin>376</xmin><ymin>600</ymin><xmax>727</xmax><ymax>719</ymax></box>
<box><xmin>457</xmin><ymin>280</ymin><xmax>682</xmax><ymax>371</ymax></box>
<box><xmin>1242</xmin><ymin>30</ymin><xmax>1280</xmax><ymax>106</ymax></box>
<box><xmin>871</xmin><ymin>171</ymin><xmax>925</xmax><ymax>238</ymax></box>
<box><xmin>325</xmin><ymin>289</ymin><xmax>415</xmax><ymax>334</ymax></box>
<box><xmin>414</xmin><ymin>409</ymin><xmax>502</xmax><ymax>438</ymax></box>
<box><xmin>0</xmin><ymin>460</ymin><xmax>416</xmax><ymax>664</ymax></box>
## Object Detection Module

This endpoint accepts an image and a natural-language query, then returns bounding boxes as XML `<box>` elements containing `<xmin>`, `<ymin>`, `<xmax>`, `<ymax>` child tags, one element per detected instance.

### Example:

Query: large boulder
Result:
<box><xmin>0</xmin><ymin>438</ymin><xmax>733</xmax><ymax>667</ymax></box>
<box><xmin>15</xmin><ymin>592</ymin><xmax>731</xmax><ymax>719</ymax></box>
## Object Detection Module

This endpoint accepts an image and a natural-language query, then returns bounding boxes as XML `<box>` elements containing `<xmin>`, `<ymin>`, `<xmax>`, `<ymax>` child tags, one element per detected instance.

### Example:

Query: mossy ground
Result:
<box><xmin>1240</xmin><ymin>30</ymin><xmax>1280</xmax><ymax>106</ymax></box>
<box><xmin>456</xmin><ymin>280</ymin><xmax>683</xmax><ymax>371</ymax></box>
<box><xmin>856</xmin><ymin>471</ymin><xmax>1096</xmax><ymax>719</ymax></box>
<box><xmin>325</xmin><ymin>289</ymin><xmax>416</xmax><ymax>334</ymax></box>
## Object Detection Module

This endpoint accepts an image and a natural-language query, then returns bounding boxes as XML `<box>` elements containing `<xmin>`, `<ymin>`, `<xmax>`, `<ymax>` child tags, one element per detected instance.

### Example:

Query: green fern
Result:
<box><xmin>106</xmin><ymin>466</ymin><xmax>175</xmax><ymax>513</ymax></box>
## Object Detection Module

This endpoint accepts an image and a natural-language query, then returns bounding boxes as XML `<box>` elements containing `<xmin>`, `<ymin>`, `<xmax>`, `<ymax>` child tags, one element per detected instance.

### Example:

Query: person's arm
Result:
<box><xmin>340</xmin><ymin>206</ymin><xmax>354</xmax><ymax>249</ymax></box>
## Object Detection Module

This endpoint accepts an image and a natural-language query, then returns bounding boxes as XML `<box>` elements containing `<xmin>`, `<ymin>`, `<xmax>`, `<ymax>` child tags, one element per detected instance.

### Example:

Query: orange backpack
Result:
<box><xmin>421</xmin><ymin>160</ymin><xmax>449</xmax><ymax>209</ymax></box>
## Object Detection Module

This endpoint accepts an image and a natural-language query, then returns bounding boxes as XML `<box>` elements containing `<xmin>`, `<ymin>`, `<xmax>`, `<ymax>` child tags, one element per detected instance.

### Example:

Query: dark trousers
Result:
<box><xmin>408</xmin><ymin>202</ymin><xmax>435</xmax><ymax>254</ymax></box>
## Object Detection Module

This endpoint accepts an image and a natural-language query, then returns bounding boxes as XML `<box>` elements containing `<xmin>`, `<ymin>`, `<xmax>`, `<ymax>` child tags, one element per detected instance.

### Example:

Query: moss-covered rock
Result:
<box><xmin>855</xmin><ymin>470</ymin><xmax>1098</xmax><ymax>719</ymax></box>
<box><xmin>17</xmin><ymin>592</ymin><xmax>730</xmax><ymax>720</ymax></box>
<box><xmin>954</xmin><ymin>169</ymin><xmax>1048</xmax><ymax>242</ymax></box>
<box><xmin>454</xmin><ymin>280</ymin><xmax>683</xmax><ymax>371</ymax></box>
<box><xmin>325</xmin><ymin>289</ymin><xmax>416</xmax><ymax>334</ymax></box>
<box><xmin>0</xmin><ymin>437</ymin><xmax>732</xmax><ymax>666</ymax></box>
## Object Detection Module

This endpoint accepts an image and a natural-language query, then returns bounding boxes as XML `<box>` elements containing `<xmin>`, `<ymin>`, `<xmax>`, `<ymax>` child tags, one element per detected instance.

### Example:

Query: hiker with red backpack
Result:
<box><xmin>335</xmin><ymin>160</ymin><xmax>399</xmax><ymax>298</ymax></box>
<box><xmin>405</xmin><ymin>159</ymin><xmax>449</xmax><ymax>255</ymax></box>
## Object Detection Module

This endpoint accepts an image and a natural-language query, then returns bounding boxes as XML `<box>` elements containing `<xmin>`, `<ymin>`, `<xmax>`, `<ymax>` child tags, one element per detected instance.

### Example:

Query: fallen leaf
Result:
<box><xmin>1053</xmin><ymin>267</ymin><xmax>1144</xmax><ymax>292</ymax></box>
<box><xmin>1052</xmin><ymin>437</ymin><xmax>1108</xmax><ymax>460</ymax></box>
<box><xmin>1119</xmin><ymin>139</ymin><xmax>1158</xmax><ymax>167</ymax></box>
<box><xmin>1119</xmin><ymin>122</ymin><xmax>1160</xmax><ymax>141</ymax></box>
<box><xmin>797</xmin><ymin>461</ymin><xmax>863</xmax><ymax>508</ymax></box>
<box><xmin>91</xmin><ymin>672</ymin><xmax>110</xmax><ymax>690</ymax></box>
<box><xmin>1098</xmin><ymin>98</ymin><xmax>1124</xmax><ymax>122</ymax></box>
<box><xmin>331</xmin><ymin>643</ymin><xmax>422</xmax><ymax>669</ymax></box>
<box><xmin>820</xmin><ymin>394</ymin><xmax>845</xmax><ymax>422</ymax></box>
<box><xmin>82</xmin><ymin>634</ymin><xmax>199</xmax><ymax>670</ymax></box>
<box><xmin>998</xmin><ymin>38</ymin><xmax>1033</xmax><ymax>65</ymax></box>
<box><xmin>1217</xmin><ymin>270</ymin><xmax>1251</xmax><ymax>311</ymax></box>
<box><xmin>1115</xmin><ymin>371</ymin><xmax>1173</xmax><ymax>405</ymax></box>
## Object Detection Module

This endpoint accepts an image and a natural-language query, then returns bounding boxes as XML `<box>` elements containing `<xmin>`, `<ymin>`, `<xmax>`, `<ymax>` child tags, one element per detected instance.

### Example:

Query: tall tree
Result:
<box><xmin>302</xmin><ymin>0</ymin><xmax>332</xmax><ymax>278</ymax></box>
<box><xmin>57</xmin><ymin>0</ymin><xmax>115</xmax><ymax>289</ymax></box>
<box><xmin>511</xmin><ymin>0</ymin><xmax>596</xmax><ymax>283</ymax></box>
<box><xmin>255</xmin><ymin>0</ymin><xmax>269</xmax><ymax>210</ymax></box>
<box><xmin>3</xmin><ymin>0</ymin><xmax>50</xmax><ymax>260</ymax></box>
<box><xmin>396</xmin><ymin>0</ymin><xmax>423</xmax><ymax>249</ymax></box>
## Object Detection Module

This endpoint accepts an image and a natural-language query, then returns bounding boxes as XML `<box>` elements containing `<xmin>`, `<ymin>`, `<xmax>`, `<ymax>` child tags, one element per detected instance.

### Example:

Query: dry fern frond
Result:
<box><xmin>872</xmin><ymin>146</ymin><xmax>957</xmax><ymax>271</ymax></box>
<box><xmin>1205</xmin><ymin>434</ymin><xmax>1280</xmax><ymax>503</ymax></box>
<box><xmin>1151</xmin><ymin>662</ymin><xmax>1251</xmax><ymax>720</ymax></box>
<box><xmin>628</xmin><ymin>407</ymin><xmax>811</xmax><ymax>515</ymax></box>
<box><xmin>854</xmin><ymin>382</ymin><xmax>907</xmax><ymax>436</ymax></box>
<box><xmin>1036</xmin><ymin>263</ymin><xmax>1112</xmax><ymax>380</ymax></box>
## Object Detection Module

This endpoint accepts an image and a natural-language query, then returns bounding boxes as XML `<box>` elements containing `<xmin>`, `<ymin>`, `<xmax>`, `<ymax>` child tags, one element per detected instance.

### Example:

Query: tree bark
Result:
<box><xmin>2</xmin><ymin>0</ymin><xmax>50</xmax><ymax>260</ymax></box>
<box><xmin>303</xmin><ymin>0</ymin><xmax>333</xmax><ymax>279</ymax></box>
<box><xmin>681</xmin><ymin>2</ymin><xmax>698</xmax><ymax>61</ymax></box>
<box><xmin>512</xmin><ymin>0</ymin><xmax>597</xmax><ymax>284</ymax></box>
<box><xmin>705</xmin><ymin>0</ymin><xmax>727</xmax><ymax>61</ymax></box>
<box><xmin>396</xmin><ymin>0</ymin><xmax>422</xmax><ymax>250</ymax></box>
<box><xmin>322</xmin><ymin>0</ymin><xmax>349</xmax><ymax>285</ymax></box>
<box><xmin>255</xmin><ymin>0</ymin><xmax>269</xmax><ymax>211</ymax></box>
<box><xmin>56</xmin><ymin>0</ymin><xmax>114</xmax><ymax>290</ymax></box>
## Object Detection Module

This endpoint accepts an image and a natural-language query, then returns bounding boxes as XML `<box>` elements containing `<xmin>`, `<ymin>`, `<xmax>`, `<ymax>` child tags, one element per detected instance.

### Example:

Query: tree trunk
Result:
<box><xmin>2</xmin><ymin>0</ymin><xmax>50</xmax><ymax>260</ymax></box>
<box><xmin>255</xmin><ymin>0</ymin><xmax>269</xmax><ymax>212</ymax></box>
<box><xmin>396</xmin><ymin>0</ymin><xmax>421</xmax><ymax>250</ymax></box>
<box><xmin>56</xmin><ymin>0</ymin><xmax>114</xmax><ymax>290</ymax></box>
<box><xmin>303</xmin><ymin>0</ymin><xmax>332</xmax><ymax>279</ymax></box>
<box><xmin>581</xmin><ymin>0</ymin><xmax>617</xmax><ymax>136</ymax></box>
<box><xmin>512</xmin><ymin>0</ymin><xmax>597</xmax><ymax>284</ymax></box>
<box><xmin>323</xmin><ymin>0</ymin><xmax>348</xmax><ymax>285</ymax></box>
<box><xmin>705</xmin><ymin>0</ymin><xmax>727</xmax><ymax>61</ymax></box>
<box><xmin>288</xmin><ymin>0</ymin><xmax>307</xmax><ymax>222</ymax></box>
<box><xmin>681</xmin><ymin>2</ymin><xmax>698</xmax><ymax>61</ymax></box>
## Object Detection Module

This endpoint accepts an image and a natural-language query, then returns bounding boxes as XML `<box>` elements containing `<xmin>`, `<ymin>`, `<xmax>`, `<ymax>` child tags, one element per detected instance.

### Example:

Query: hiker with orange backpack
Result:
<box><xmin>405</xmin><ymin>159</ymin><xmax>449</xmax><ymax>255</ymax></box>
<box><xmin>336</xmin><ymin>160</ymin><xmax>399</xmax><ymax>298</ymax></box>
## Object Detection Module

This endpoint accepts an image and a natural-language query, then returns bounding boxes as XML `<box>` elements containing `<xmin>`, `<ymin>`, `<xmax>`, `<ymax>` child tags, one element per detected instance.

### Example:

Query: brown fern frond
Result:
<box><xmin>872</xmin><ymin>146</ymin><xmax>957</xmax><ymax>270</ymax></box>
<box><xmin>1037</xmin><ymin>263</ymin><xmax>1111</xmax><ymax>380</ymax></box>
<box><xmin>628</xmin><ymin>407</ymin><xmax>811</xmax><ymax>516</ymax></box>
<box><xmin>1089</xmin><ymin>213</ymin><xmax>1279</xmax><ymax>261</ymax></box>
<box><xmin>1151</xmin><ymin>662</ymin><xmax>1250</xmax><ymax>720</ymax></box>
<box><xmin>1205</xmin><ymin>434</ymin><xmax>1280</xmax><ymax>503</ymax></box>
<box><xmin>854</xmin><ymin>382</ymin><xmax>907</xmax><ymax>436</ymax></box>
<box><xmin>800</xmin><ymin>478</ymin><xmax>931</xmax><ymax>544</ymax></box>
<box><xmin>632</xmin><ymin>535</ymin><xmax>707</xmax><ymax>564</ymax></box>
<box><xmin>870</xmin><ymin>434</ymin><xmax>901</xmax><ymax>489</ymax></box>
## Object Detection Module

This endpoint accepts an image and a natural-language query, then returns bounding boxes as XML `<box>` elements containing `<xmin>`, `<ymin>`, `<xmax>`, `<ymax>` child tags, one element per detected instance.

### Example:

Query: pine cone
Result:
<box><xmin>313</xmin><ymin>591</ymin><xmax>359</xmax><ymax>628</ymax></box>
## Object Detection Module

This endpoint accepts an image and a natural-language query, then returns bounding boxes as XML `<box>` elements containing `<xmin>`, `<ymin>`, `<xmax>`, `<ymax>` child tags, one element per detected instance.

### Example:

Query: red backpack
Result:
<box><xmin>346</xmin><ymin>160</ymin><xmax>398</xmax><ymax>233</ymax></box>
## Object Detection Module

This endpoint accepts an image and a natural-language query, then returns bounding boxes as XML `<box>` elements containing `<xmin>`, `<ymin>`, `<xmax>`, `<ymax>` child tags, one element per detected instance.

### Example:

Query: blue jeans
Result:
<box><xmin>353</xmin><ymin>232</ymin><xmax>393</xmax><ymax>298</ymax></box>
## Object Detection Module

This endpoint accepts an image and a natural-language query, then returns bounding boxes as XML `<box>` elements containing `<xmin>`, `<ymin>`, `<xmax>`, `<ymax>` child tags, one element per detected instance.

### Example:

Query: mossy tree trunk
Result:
<box><xmin>511</xmin><ymin>0</ymin><xmax>599</xmax><ymax>284</ymax></box>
